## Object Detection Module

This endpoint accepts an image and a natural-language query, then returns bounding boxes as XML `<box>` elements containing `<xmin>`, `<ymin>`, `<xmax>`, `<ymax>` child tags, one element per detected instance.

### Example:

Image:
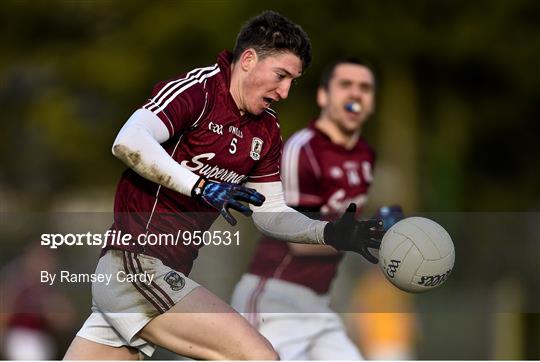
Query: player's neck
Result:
<box><xmin>229</xmin><ymin>64</ymin><xmax>246</xmax><ymax>115</ymax></box>
<box><xmin>315</xmin><ymin>117</ymin><xmax>361</xmax><ymax>150</ymax></box>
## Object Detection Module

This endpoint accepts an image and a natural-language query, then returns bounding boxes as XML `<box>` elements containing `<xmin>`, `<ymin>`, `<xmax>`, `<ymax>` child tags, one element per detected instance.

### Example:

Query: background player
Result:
<box><xmin>1</xmin><ymin>244</ymin><xmax>75</xmax><ymax>360</ymax></box>
<box><xmin>63</xmin><ymin>12</ymin><xmax>383</xmax><ymax>360</ymax></box>
<box><xmin>232</xmin><ymin>58</ymin><xmax>386</xmax><ymax>360</ymax></box>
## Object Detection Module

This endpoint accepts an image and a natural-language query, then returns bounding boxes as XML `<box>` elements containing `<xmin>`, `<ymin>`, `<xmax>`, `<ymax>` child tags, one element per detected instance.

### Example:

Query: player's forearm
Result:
<box><xmin>251</xmin><ymin>208</ymin><xmax>327</xmax><ymax>245</ymax></box>
<box><xmin>112</xmin><ymin>109</ymin><xmax>199</xmax><ymax>196</ymax></box>
<box><xmin>247</xmin><ymin>182</ymin><xmax>328</xmax><ymax>245</ymax></box>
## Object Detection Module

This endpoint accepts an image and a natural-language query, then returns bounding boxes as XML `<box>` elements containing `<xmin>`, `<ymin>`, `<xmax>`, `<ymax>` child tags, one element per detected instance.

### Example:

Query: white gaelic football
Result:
<box><xmin>379</xmin><ymin>217</ymin><xmax>455</xmax><ymax>293</ymax></box>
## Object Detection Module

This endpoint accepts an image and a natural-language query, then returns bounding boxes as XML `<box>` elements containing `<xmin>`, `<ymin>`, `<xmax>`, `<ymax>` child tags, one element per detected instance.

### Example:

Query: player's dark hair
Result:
<box><xmin>319</xmin><ymin>58</ymin><xmax>377</xmax><ymax>90</ymax></box>
<box><xmin>233</xmin><ymin>10</ymin><xmax>312</xmax><ymax>71</ymax></box>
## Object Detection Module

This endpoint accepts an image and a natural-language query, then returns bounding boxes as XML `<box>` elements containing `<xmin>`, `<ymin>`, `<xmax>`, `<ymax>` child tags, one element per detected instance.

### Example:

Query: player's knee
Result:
<box><xmin>244</xmin><ymin>338</ymin><xmax>279</xmax><ymax>360</ymax></box>
<box><xmin>228</xmin><ymin>335</ymin><xmax>278</xmax><ymax>360</ymax></box>
<box><xmin>245</xmin><ymin>346</ymin><xmax>279</xmax><ymax>360</ymax></box>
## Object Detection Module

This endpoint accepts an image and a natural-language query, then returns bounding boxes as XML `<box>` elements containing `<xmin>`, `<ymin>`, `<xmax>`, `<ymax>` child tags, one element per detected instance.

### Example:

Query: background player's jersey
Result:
<box><xmin>107</xmin><ymin>51</ymin><xmax>282</xmax><ymax>275</ymax></box>
<box><xmin>248</xmin><ymin>124</ymin><xmax>375</xmax><ymax>294</ymax></box>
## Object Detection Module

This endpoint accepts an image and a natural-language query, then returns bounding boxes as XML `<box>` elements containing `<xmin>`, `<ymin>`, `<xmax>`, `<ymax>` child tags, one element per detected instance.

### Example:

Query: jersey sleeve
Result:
<box><xmin>281</xmin><ymin>131</ymin><xmax>322</xmax><ymax>207</ymax></box>
<box><xmin>247</xmin><ymin>114</ymin><xmax>283</xmax><ymax>183</ymax></box>
<box><xmin>141</xmin><ymin>66</ymin><xmax>218</xmax><ymax>137</ymax></box>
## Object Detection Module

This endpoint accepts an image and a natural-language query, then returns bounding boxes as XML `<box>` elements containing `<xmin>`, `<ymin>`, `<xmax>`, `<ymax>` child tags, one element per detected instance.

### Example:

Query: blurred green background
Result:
<box><xmin>1</xmin><ymin>0</ymin><xmax>539</xmax><ymax>360</ymax></box>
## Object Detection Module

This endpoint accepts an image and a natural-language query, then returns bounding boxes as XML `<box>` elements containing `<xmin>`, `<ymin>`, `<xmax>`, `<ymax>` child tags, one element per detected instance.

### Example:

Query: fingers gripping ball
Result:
<box><xmin>379</xmin><ymin>217</ymin><xmax>455</xmax><ymax>293</ymax></box>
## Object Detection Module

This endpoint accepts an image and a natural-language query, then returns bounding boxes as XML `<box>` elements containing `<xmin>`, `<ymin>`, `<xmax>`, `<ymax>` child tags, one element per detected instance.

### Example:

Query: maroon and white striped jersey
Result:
<box><xmin>248</xmin><ymin>123</ymin><xmax>375</xmax><ymax>294</ymax></box>
<box><xmin>106</xmin><ymin>51</ymin><xmax>282</xmax><ymax>275</ymax></box>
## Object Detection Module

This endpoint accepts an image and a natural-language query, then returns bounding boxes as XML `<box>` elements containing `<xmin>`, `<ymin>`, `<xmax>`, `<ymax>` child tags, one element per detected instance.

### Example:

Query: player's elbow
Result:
<box><xmin>111</xmin><ymin>142</ymin><xmax>121</xmax><ymax>158</ymax></box>
<box><xmin>112</xmin><ymin>140</ymin><xmax>142</xmax><ymax>168</ymax></box>
<box><xmin>111</xmin><ymin>140</ymin><xmax>127</xmax><ymax>158</ymax></box>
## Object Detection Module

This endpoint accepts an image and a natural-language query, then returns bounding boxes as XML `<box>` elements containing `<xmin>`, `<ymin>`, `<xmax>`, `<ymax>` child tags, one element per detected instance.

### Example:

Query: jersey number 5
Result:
<box><xmin>229</xmin><ymin>138</ymin><xmax>238</xmax><ymax>154</ymax></box>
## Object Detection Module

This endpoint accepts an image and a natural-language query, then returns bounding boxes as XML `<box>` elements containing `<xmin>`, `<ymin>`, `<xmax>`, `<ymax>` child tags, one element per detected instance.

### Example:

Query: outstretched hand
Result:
<box><xmin>324</xmin><ymin>203</ymin><xmax>385</xmax><ymax>264</ymax></box>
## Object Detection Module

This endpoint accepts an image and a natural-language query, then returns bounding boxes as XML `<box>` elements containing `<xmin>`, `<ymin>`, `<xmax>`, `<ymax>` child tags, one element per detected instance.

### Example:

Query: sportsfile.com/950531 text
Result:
<box><xmin>40</xmin><ymin>230</ymin><xmax>241</xmax><ymax>249</ymax></box>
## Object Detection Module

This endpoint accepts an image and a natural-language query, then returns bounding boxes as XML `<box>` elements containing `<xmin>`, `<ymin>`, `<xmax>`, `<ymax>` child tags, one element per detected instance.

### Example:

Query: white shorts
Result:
<box><xmin>76</xmin><ymin>249</ymin><xmax>199</xmax><ymax>357</ymax></box>
<box><xmin>231</xmin><ymin>274</ymin><xmax>363</xmax><ymax>360</ymax></box>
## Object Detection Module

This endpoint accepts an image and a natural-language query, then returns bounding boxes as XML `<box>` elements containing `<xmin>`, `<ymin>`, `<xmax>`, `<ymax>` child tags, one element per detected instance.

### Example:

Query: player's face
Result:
<box><xmin>242</xmin><ymin>51</ymin><xmax>303</xmax><ymax>115</ymax></box>
<box><xmin>318</xmin><ymin>63</ymin><xmax>375</xmax><ymax>134</ymax></box>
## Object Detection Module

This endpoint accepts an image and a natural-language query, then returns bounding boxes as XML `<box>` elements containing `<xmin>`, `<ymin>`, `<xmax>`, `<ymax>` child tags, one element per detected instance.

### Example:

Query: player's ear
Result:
<box><xmin>239</xmin><ymin>48</ymin><xmax>258</xmax><ymax>72</ymax></box>
<box><xmin>317</xmin><ymin>86</ymin><xmax>328</xmax><ymax>108</ymax></box>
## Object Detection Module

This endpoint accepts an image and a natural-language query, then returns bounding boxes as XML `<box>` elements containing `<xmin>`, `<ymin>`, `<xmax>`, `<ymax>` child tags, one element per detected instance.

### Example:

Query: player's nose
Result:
<box><xmin>350</xmin><ymin>86</ymin><xmax>362</xmax><ymax>99</ymax></box>
<box><xmin>276</xmin><ymin>81</ymin><xmax>291</xmax><ymax>100</ymax></box>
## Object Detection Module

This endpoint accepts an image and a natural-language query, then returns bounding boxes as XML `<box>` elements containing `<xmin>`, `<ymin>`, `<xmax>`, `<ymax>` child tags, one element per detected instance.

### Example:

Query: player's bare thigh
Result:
<box><xmin>139</xmin><ymin>286</ymin><xmax>278</xmax><ymax>360</ymax></box>
<box><xmin>63</xmin><ymin>336</ymin><xmax>140</xmax><ymax>360</ymax></box>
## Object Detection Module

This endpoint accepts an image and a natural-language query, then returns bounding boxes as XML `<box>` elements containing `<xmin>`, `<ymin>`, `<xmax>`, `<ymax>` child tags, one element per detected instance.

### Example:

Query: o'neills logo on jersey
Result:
<box><xmin>180</xmin><ymin>153</ymin><xmax>247</xmax><ymax>184</ymax></box>
<box><xmin>250</xmin><ymin>137</ymin><xmax>263</xmax><ymax>160</ymax></box>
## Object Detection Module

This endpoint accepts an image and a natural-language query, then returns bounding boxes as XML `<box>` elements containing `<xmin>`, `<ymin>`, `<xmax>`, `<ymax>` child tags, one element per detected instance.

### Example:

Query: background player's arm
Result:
<box><xmin>112</xmin><ymin>108</ymin><xmax>200</xmax><ymax>196</ymax></box>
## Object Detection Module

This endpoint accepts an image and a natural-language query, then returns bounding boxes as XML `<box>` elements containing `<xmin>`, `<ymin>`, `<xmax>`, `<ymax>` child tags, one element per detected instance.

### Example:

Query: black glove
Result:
<box><xmin>191</xmin><ymin>177</ymin><xmax>265</xmax><ymax>226</ymax></box>
<box><xmin>323</xmin><ymin>203</ymin><xmax>384</xmax><ymax>264</ymax></box>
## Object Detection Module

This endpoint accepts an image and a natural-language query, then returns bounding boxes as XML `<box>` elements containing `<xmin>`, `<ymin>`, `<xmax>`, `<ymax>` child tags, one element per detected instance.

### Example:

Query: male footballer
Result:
<box><xmin>64</xmin><ymin>12</ymin><xmax>383</xmax><ymax>360</ymax></box>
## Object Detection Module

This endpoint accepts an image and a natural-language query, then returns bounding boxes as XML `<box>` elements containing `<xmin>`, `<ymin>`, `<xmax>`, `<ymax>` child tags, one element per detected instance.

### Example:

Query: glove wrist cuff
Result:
<box><xmin>191</xmin><ymin>176</ymin><xmax>208</xmax><ymax>198</ymax></box>
<box><xmin>323</xmin><ymin>222</ymin><xmax>337</xmax><ymax>247</ymax></box>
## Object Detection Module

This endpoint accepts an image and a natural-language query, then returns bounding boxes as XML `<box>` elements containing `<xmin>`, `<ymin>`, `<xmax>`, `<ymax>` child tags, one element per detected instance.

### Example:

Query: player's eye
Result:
<box><xmin>276</xmin><ymin>73</ymin><xmax>286</xmax><ymax>81</ymax></box>
<box><xmin>360</xmin><ymin>83</ymin><xmax>374</xmax><ymax>93</ymax></box>
<box><xmin>339</xmin><ymin>80</ymin><xmax>352</xmax><ymax>88</ymax></box>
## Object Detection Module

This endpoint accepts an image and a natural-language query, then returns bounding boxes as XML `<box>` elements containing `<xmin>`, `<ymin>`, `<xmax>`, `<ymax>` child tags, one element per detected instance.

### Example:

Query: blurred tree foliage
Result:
<box><xmin>0</xmin><ymin>0</ymin><xmax>539</xmax><ymax>212</ymax></box>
